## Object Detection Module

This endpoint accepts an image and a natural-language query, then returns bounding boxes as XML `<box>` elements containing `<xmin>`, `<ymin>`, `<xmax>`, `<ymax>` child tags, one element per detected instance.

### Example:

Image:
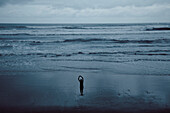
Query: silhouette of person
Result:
<box><xmin>78</xmin><ymin>75</ymin><xmax>84</xmax><ymax>96</ymax></box>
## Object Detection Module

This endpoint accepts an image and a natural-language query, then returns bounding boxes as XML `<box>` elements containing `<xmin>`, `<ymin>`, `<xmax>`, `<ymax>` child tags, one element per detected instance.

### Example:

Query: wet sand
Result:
<box><xmin>0</xmin><ymin>71</ymin><xmax>170</xmax><ymax>113</ymax></box>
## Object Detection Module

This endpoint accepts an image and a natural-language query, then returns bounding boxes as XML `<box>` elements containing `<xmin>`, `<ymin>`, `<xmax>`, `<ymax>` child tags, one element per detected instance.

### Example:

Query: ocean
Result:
<box><xmin>0</xmin><ymin>23</ymin><xmax>170</xmax><ymax>75</ymax></box>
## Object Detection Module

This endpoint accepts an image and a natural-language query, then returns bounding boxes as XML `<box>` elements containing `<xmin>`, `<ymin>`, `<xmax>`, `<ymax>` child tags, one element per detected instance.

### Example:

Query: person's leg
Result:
<box><xmin>80</xmin><ymin>89</ymin><xmax>83</xmax><ymax>95</ymax></box>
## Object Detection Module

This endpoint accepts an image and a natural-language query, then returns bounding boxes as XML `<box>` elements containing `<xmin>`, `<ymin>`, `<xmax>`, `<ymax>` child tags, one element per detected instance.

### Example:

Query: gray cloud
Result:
<box><xmin>0</xmin><ymin>0</ymin><xmax>33</xmax><ymax>6</ymax></box>
<box><xmin>32</xmin><ymin>0</ymin><xmax>170</xmax><ymax>9</ymax></box>
<box><xmin>1</xmin><ymin>0</ymin><xmax>170</xmax><ymax>8</ymax></box>
<box><xmin>0</xmin><ymin>0</ymin><xmax>170</xmax><ymax>23</ymax></box>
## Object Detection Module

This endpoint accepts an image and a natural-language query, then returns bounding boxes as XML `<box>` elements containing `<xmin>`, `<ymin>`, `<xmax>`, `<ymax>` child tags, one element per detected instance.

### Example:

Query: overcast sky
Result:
<box><xmin>0</xmin><ymin>0</ymin><xmax>170</xmax><ymax>23</ymax></box>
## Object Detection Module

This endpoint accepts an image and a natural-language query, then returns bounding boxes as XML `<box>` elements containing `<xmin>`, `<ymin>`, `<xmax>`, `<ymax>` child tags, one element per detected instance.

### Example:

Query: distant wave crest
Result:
<box><xmin>0</xmin><ymin>25</ymin><xmax>27</xmax><ymax>29</ymax></box>
<box><xmin>62</xmin><ymin>38</ymin><xmax>170</xmax><ymax>44</ymax></box>
<box><xmin>146</xmin><ymin>27</ymin><xmax>170</xmax><ymax>31</ymax></box>
<box><xmin>1</xmin><ymin>38</ymin><xmax>170</xmax><ymax>44</ymax></box>
<box><xmin>0</xmin><ymin>25</ymin><xmax>99</xmax><ymax>30</ymax></box>
<box><xmin>0</xmin><ymin>33</ymin><xmax>31</xmax><ymax>36</ymax></box>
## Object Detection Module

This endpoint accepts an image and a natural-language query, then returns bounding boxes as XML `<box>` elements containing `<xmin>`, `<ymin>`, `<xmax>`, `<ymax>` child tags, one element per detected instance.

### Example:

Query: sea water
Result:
<box><xmin>0</xmin><ymin>23</ymin><xmax>170</xmax><ymax>75</ymax></box>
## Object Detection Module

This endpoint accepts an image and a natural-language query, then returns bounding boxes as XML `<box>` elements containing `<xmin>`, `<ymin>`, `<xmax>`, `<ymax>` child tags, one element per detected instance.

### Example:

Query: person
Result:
<box><xmin>78</xmin><ymin>75</ymin><xmax>84</xmax><ymax>96</ymax></box>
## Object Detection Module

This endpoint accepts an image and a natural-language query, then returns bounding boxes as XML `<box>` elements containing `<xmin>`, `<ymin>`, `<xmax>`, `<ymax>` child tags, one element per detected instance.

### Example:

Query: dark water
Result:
<box><xmin>0</xmin><ymin>23</ymin><xmax>170</xmax><ymax>75</ymax></box>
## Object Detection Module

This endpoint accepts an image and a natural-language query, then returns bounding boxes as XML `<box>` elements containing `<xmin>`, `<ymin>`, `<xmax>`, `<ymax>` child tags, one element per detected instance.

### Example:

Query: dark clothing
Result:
<box><xmin>79</xmin><ymin>79</ymin><xmax>84</xmax><ymax>90</ymax></box>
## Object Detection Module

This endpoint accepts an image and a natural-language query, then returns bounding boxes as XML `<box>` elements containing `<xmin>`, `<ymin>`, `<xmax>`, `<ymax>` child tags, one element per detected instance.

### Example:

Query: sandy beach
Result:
<box><xmin>0</xmin><ymin>71</ymin><xmax>170</xmax><ymax>113</ymax></box>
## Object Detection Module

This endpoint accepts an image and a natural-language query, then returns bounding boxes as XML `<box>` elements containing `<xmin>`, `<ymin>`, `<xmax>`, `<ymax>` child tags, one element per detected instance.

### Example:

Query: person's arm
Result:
<box><xmin>78</xmin><ymin>76</ymin><xmax>81</xmax><ymax>81</ymax></box>
<box><xmin>78</xmin><ymin>75</ymin><xmax>83</xmax><ymax>81</ymax></box>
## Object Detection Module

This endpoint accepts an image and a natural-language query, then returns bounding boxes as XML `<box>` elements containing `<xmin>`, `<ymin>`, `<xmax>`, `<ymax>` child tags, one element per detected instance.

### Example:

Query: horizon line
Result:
<box><xmin>0</xmin><ymin>22</ymin><xmax>170</xmax><ymax>24</ymax></box>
